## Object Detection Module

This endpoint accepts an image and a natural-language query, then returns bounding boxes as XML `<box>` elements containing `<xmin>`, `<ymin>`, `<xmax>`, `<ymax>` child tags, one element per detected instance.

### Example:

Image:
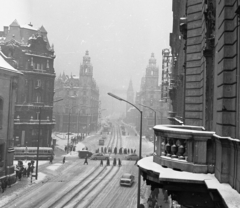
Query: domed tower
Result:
<box><xmin>145</xmin><ymin>53</ymin><xmax>159</xmax><ymax>89</ymax></box>
<box><xmin>126</xmin><ymin>79</ymin><xmax>134</xmax><ymax>113</ymax></box>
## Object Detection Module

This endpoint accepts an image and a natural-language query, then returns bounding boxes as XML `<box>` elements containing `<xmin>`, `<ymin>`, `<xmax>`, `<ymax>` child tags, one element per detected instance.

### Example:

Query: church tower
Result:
<box><xmin>80</xmin><ymin>50</ymin><xmax>93</xmax><ymax>80</ymax></box>
<box><xmin>126</xmin><ymin>79</ymin><xmax>134</xmax><ymax>113</ymax></box>
<box><xmin>145</xmin><ymin>53</ymin><xmax>159</xmax><ymax>89</ymax></box>
<box><xmin>79</xmin><ymin>51</ymin><xmax>99</xmax><ymax>134</ymax></box>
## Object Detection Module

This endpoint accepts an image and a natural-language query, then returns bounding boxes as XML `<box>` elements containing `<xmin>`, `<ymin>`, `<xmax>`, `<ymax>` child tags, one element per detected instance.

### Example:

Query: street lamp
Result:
<box><xmin>108</xmin><ymin>92</ymin><xmax>142</xmax><ymax>208</ymax></box>
<box><xmin>138</xmin><ymin>103</ymin><xmax>157</xmax><ymax>152</ymax></box>
<box><xmin>35</xmin><ymin>98</ymin><xmax>63</xmax><ymax>180</ymax></box>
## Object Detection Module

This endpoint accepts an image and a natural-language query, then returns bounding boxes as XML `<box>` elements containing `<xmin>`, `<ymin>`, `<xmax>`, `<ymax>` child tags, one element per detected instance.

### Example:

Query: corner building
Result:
<box><xmin>0</xmin><ymin>52</ymin><xmax>22</xmax><ymax>183</ymax></box>
<box><xmin>137</xmin><ymin>1</ymin><xmax>240</xmax><ymax>207</ymax></box>
<box><xmin>0</xmin><ymin>20</ymin><xmax>56</xmax><ymax>147</ymax></box>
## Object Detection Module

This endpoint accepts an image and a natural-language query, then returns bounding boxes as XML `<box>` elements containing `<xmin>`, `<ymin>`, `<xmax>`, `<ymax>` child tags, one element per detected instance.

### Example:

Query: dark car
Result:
<box><xmin>78</xmin><ymin>150</ymin><xmax>93</xmax><ymax>159</ymax></box>
<box><xmin>120</xmin><ymin>173</ymin><xmax>135</xmax><ymax>187</ymax></box>
<box><xmin>90</xmin><ymin>153</ymin><xmax>109</xmax><ymax>160</ymax></box>
<box><xmin>125</xmin><ymin>153</ymin><xmax>139</xmax><ymax>160</ymax></box>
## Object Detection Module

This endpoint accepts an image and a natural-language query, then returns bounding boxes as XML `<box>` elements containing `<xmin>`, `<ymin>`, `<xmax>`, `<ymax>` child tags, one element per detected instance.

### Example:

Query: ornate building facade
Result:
<box><xmin>0</xmin><ymin>20</ymin><xmax>56</xmax><ymax>147</ymax></box>
<box><xmin>54</xmin><ymin>51</ymin><xmax>99</xmax><ymax>135</ymax></box>
<box><xmin>138</xmin><ymin>1</ymin><xmax>240</xmax><ymax>207</ymax></box>
<box><xmin>0</xmin><ymin>51</ymin><xmax>22</xmax><ymax>182</ymax></box>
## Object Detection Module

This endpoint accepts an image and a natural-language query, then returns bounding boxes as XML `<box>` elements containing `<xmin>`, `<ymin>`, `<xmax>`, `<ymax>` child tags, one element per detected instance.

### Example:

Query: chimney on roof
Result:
<box><xmin>4</xmin><ymin>26</ymin><xmax>8</xmax><ymax>36</ymax></box>
<box><xmin>28</xmin><ymin>22</ymin><xmax>33</xmax><ymax>27</ymax></box>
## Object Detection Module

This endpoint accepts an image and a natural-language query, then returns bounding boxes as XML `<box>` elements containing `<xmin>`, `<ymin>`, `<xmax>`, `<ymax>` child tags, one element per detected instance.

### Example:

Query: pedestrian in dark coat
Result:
<box><xmin>106</xmin><ymin>158</ymin><xmax>110</xmax><ymax>166</ymax></box>
<box><xmin>18</xmin><ymin>169</ymin><xmax>22</xmax><ymax>181</ymax></box>
<box><xmin>1</xmin><ymin>180</ymin><xmax>5</xmax><ymax>193</ymax></box>
<box><xmin>7</xmin><ymin>177</ymin><xmax>11</xmax><ymax>188</ymax></box>
<box><xmin>16</xmin><ymin>166</ymin><xmax>19</xmax><ymax>179</ymax></box>
<box><xmin>63</xmin><ymin>157</ymin><xmax>65</xmax><ymax>164</ymax></box>
<box><xmin>100</xmin><ymin>159</ymin><xmax>103</xmax><ymax>166</ymax></box>
<box><xmin>84</xmin><ymin>155</ymin><xmax>88</xmax><ymax>165</ymax></box>
<box><xmin>23</xmin><ymin>168</ymin><xmax>27</xmax><ymax>177</ymax></box>
<box><xmin>118</xmin><ymin>158</ymin><xmax>121</xmax><ymax>166</ymax></box>
<box><xmin>50</xmin><ymin>155</ymin><xmax>53</xmax><ymax>164</ymax></box>
<box><xmin>135</xmin><ymin>158</ymin><xmax>138</xmax><ymax>165</ymax></box>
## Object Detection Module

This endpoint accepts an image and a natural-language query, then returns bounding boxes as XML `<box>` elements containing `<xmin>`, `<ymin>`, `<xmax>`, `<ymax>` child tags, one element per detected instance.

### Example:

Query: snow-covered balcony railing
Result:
<box><xmin>153</xmin><ymin>125</ymin><xmax>215</xmax><ymax>174</ymax></box>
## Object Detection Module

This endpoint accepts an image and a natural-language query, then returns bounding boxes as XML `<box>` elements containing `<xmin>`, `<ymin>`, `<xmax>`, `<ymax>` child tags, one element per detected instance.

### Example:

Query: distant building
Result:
<box><xmin>124</xmin><ymin>80</ymin><xmax>136</xmax><ymax>124</ymax></box>
<box><xmin>54</xmin><ymin>51</ymin><xmax>99</xmax><ymax>135</ymax></box>
<box><xmin>0</xmin><ymin>19</ymin><xmax>56</xmax><ymax>147</ymax></box>
<box><xmin>137</xmin><ymin>53</ymin><xmax>169</xmax><ymax>138</ymax></box>
<box><xmin>0</xmin><ymin>52</ymin><xmax>22</xmax><ymax>183</ymax></box>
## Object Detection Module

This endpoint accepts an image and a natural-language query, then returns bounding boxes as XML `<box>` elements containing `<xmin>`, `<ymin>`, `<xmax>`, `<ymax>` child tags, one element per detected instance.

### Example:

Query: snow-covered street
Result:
<box><xmin>0</xmin><ymin>123</ymin><xmax>170</xmax><ymax>208</ymax></box>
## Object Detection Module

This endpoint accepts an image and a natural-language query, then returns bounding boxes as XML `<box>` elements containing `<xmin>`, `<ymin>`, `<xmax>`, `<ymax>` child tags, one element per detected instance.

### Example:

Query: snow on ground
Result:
<box><xmin>47</xmin><ymin>163</ymin><xmax>62</xmax><ymax>171</ymax></box>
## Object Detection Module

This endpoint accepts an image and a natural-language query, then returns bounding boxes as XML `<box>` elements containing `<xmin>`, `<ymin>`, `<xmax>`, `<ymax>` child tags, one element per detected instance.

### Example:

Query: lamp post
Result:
<box><xmin>35</xmin><ymin>98</ymin><xmax>63</xmax><ymax>180</ymax></box>
<box><xmin>108</xmin><ymin>92</ymin><xmax>142</xmax><ymax>208</ymax></box>
<box><xmin>138</xmin><ymin>103</ymin><xmax>157</xmax><ymax>152</ymax></box>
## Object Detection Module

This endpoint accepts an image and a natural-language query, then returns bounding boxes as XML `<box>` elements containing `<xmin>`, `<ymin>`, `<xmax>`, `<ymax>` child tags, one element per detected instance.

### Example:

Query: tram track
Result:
<box><xmin>57</xmin><ymin>166</ymin><xmax>120</xmax><ymax>208</ymax></box>
<box><xmin>46</xmin><ymin>165</ymin><xmax>106</xmax><ymax>208</ymax></box>
<box><xmin>75</xmin><ymin>166</ymin><xmax>120</xmax><ymax>208</ymax></box>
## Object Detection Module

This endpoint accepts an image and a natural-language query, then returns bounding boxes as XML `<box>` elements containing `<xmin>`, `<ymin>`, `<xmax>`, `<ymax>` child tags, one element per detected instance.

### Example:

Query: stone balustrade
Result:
<box><xmin>153</xmin><ymin>125</ymin><xmax>215</xmax><ymax>173</ymax></box>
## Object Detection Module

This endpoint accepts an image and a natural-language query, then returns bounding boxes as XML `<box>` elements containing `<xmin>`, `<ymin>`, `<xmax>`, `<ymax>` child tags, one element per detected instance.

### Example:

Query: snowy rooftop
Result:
<box><xmin>138</xmin><ymin>156</ymin><xmax>240</xmax><ymax>208</ymax></box>
<box><xmin>0</xmin><ymin>54</ymin><xmax>22</xmax><ymax>75</ymax></box>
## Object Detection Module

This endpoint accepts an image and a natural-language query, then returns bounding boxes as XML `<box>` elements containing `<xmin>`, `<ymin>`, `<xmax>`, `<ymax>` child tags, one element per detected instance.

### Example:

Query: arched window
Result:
<box><xmin>0</xmin><ymin>98</ymin><xmax>3</xmax><ymax>128</ymax></box>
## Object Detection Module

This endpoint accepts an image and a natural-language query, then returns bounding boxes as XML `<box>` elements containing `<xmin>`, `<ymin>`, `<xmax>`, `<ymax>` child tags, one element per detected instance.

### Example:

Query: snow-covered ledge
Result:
<box><xmin>138</xmin><ymin>156</ymin><xmax>240</xmax><ymax>208</ymax></box>
<box><xmin>153</xmin><ymin>125</ymin><xmax>215</xmax><ymax>174</ymax></box>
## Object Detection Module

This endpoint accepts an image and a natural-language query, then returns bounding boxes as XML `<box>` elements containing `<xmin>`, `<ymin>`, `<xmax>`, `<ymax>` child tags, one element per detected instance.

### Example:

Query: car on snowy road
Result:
<box><xmin>125</xmin><ymin>153</ymin><xmax>139</xmax><ymax>161</ymax></box>
<box><xmin>90</xmin><ymin>153</ymin><xmax>109</xmax><ymax>160</ymax></box>
<box><xmin>120</xmin><ymin>173</ymin><xmax>135</xmax><ymax>187</ymax></box>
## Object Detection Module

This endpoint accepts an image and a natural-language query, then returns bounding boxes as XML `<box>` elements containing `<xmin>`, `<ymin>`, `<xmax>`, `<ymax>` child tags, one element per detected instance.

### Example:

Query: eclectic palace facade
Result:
<box><xmin>54</xmin><ymin>51</ymin><xmax>99</xmax><ymax>135</ymax></box>
<box><xmin>137</xmin><ymin>1</ymin><xmax>240</xmax><ymax>207</ymax></box>
<box><xmin>0</xmin><ymin>51</ymin><xmax>22</xmax><ymax>183</ymax></box>
<box><xmin>0</xmin><ymin>20</ymin><xmax>56</xmax><ymax>147</ymax></box>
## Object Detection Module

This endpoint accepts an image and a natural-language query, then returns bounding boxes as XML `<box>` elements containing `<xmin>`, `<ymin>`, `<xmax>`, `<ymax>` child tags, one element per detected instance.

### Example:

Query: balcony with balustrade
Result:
<box><xmin>153</xmin><ymin>125</ymin><xmax>215</xmax><ymax>174</ymax></box>
<box><xmin>137</xmin><ymin>124</ymin><xmax>240</xmax><ymax>208</ymax></box>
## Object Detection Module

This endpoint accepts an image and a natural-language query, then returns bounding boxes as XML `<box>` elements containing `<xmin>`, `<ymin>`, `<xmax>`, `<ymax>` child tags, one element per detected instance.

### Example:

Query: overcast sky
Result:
<box><xmin>1</xmin><ymin>0</ymin><xmax>172</xmax><ymax>115</ymax></box>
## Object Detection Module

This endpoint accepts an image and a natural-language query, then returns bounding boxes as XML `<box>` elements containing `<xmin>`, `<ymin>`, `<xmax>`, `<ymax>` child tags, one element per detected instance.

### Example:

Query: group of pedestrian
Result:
<box><xmin>98</xmin><ymin>147</ymin><xmax>136</xmax><ymax>155</ymax></box>
<box><xmin>15</xmin><ymin>160</ymin><xmax>35</xmax><ymax>181</ymax></box>
<box><xmin>64</xmin><ymin>145</ymin><xmax>76</xmax><ymax>153</ymax></box>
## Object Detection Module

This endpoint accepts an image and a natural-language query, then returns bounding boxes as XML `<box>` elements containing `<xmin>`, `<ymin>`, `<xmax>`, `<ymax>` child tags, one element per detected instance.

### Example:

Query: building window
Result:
<box><xmin>0</xmin><ymin>98</ymin><xmax>3</xmax><ymax>128</ymax></box>
<box><xmin>36</xmin><ymin>112</ymin><xmax>40</xmax><ymax>120</ymax></box>
<box><xmin>31</xmin><ymin>57</ymin><xmax>33</xmax><ymax>66</ymax></box>
<box><xmin>36</xmin><ymin>94</ymin><xmax>41</xmax><ymax>103</ymax></box>
<box><xmin>46</xmin><ymin>60</ymin><xmax>49</xmax><ymax>69</ymax></box>
<box><xmin>36</xmin><ymin>80</ymin><xmax>41</xmax><ymax>87</ymax></box>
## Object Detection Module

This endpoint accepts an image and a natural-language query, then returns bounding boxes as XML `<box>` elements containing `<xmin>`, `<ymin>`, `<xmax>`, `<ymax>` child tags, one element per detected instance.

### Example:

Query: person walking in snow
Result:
<box><xmin>62</xmin><ymin>157</ymin><xmax>65</xmax><ymax>164</ymax></box>
<box><xmin>84</xmin><ymin>155</ymin><xmax>88</xmax><ymax>165</ymax></box>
